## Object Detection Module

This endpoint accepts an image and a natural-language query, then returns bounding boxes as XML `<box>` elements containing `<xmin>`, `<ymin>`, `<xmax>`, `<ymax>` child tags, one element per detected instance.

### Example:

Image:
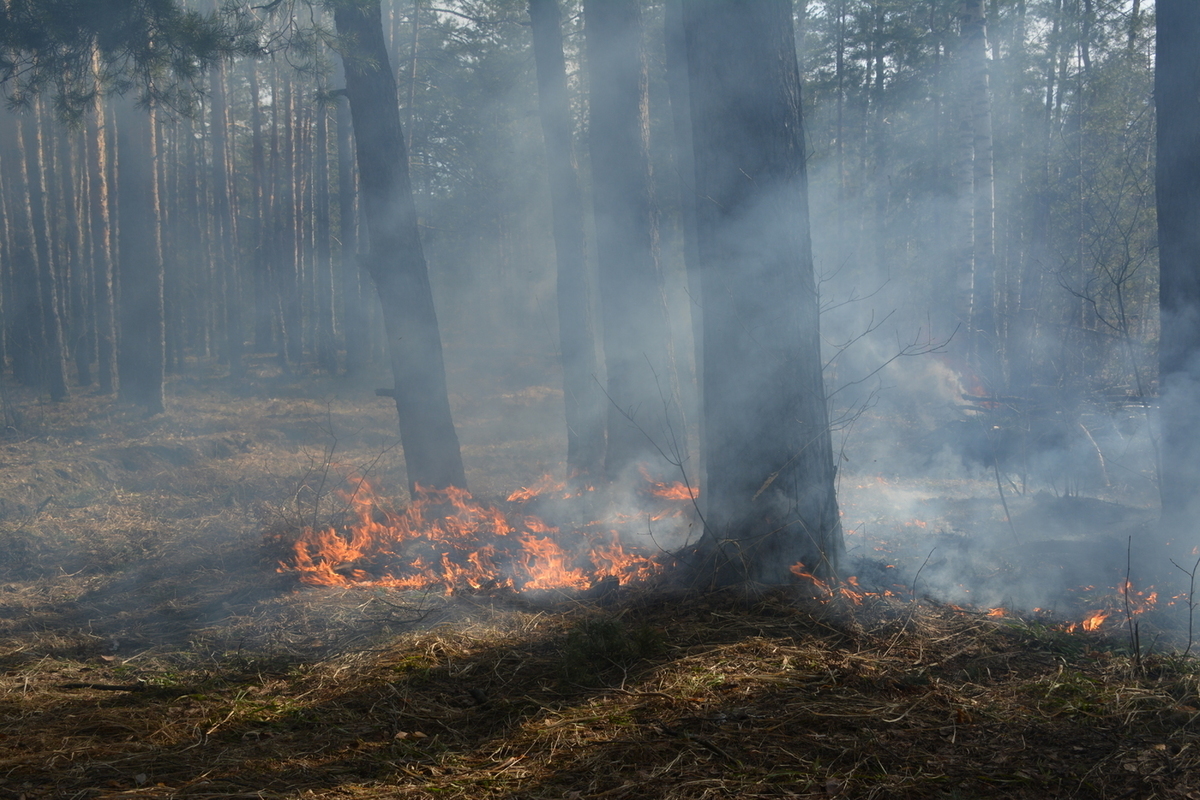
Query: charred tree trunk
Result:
<box><xmin>583</xmin><ymin>0</ymin><xmax>683</xmax><ymax>482</ymax></box>
<box><xmin>333</xmin><ymin>0</ymin><xmax>466</xmax><ymax>493</ymax></box>
<box><xmin>1156</xmin><ymin>0</ymin><xmax>1200</xmax><ymax>532</ymax></box>
<box><xmin>683</xmin><ymin>0</ymin><xmax>844</xmax><ymax>584</ymax></box>
<box><xmin>114</xmin><ymin>97</ymin><xmax>166</xmax><ymax>416</ymax></box>
<box><xmin>528</xmin><ymin>0</ymin><xmax>605</xmax><ymax>481</ymax></box>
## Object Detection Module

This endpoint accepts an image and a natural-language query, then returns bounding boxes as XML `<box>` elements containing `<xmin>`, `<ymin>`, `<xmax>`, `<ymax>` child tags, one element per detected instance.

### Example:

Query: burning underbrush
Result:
<box><xmin>268</xmin><ymin>470</ymin><xmax>698</xmax><ymax>595</ymax></box>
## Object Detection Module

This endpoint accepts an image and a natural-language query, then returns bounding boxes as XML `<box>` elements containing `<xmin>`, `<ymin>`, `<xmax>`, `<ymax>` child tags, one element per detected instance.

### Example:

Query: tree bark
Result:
<box><xmin>332</xmin><ymin>0</ymin><xmax>466</xmax><ymax>493</ymax></box>
<box><xmin>683</xmin><ymin>0</ymin><xmax>844</xmax><ymax>584</ymax></box>
<box><xmin>528</xmin><ymin>0</ymin><xmax>605</xmax><ymax>480</ymax></box>
<box><xmin>114</xmin><ymin>96</ymin><xmax>166</xmax><ymax>415</ymax></box>
<box><xmin>1156</xmin><ymin>0</ymin><xmax>1200</xmax><ymax>531</ymax></box>
<box><xmin>583</xmin><ymin>0</ymin><xmax>684</xmax><ymax>482</ymax></box>
<box><xmin>84</xmin><ymin>85</ymin><xmax>117</xmax><ymax>395</ymax></box>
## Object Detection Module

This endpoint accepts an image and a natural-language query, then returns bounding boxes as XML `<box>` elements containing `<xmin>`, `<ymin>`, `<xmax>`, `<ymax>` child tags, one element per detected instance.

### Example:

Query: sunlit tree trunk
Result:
<box><xmin>85</xmin><ymin>87</ymin><xmax>117</xmax><ymax>394</ymax></box>
<box><xmin>683</xmin><ymin>0</ymin><xmax>844</xmax><ymax>584</ymax></box>
<box><xmin>26</xmin><ymin>101</ymin><xmax>69</xmax><ymax>401</ymax></box>
<box><xmin>528</xmin><ymin>0</ymin><xmax>605</xmax><ymax>481</ymax></box>
<box><xmin>583</xmin><ymin>0</ymin><xmax>684</xmax><ymax>482</ymax></box>
<box><xmin>333</xmin><ymin>0</ymin><xmax>466</xmax><ymax>493</ymax></box>
<box><xmin>2</xmin><ymin>111</ymin><xmax>42</xmax><ymax>387</ymax></box>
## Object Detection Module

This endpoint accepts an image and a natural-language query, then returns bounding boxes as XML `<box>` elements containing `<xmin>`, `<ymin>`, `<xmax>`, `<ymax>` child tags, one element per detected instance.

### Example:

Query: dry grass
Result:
<box><xmin>0</xmin><ymin>359</ymin><xmax>1196</xmax><ymax>799</ymax></box>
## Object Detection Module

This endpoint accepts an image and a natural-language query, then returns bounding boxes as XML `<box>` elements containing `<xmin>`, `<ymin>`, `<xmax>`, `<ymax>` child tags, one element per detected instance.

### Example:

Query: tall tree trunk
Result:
<box><xmin>2</xmin><ymin>111</ymin><xmax>42</xmax><ymax>387</ymax></box>
<box><xmin>583</xmin><ymin>0</ymin><xmax>684</xmax><ymax>482</ymax></box>
<box><xmin>528</xmin><ymin>0</ymin><xmax>605</xmax><ymax>480</ymax></box>
<box><xmin>683</xmin><ymin>0</ymin><xmax>844</xmax><ymax>584</ymax></box>
<box><xmin>314</xmin><ymin>94</ymin><xmax>337</xmax><ymax>375</ymax></box>
<box><xmin>960</xmin><ymin>0</ymin><xmax>997</xmax><ymax>390</ymax></box>
<box><xmin>333</xmin><ymin>0</ymin><xmax>466</xmax><ymax>493</ymax></box>
<box><xmin>1155</xmin><ymin>0</ymin><xmax>1200</xmax><ymax>532</ymax></box>
<box><xmin>85</xmin><ymin>94</ymin><xmax>117</xmax><ymax>395</ymax></box>
<box><xmin>335</xmin><ymin>82</ymin><xmax>369</xmax><ymax>376</ymax></box>
<box><xmin>249</xmin><ymin>62</ymin><xmax>274</xmax><ymax>354</ymax></box>
<box><xmin>663</xmin><ymin>0</ymin><xmax>706</xmax><ymax>498</ymax></box>
<box><xmin>114</xmin><ymin>97</ymin><xmax>166</xmax><ymax>415</ymax></box>
<box><xmin>25</xmin><ymin>102</ymin><xmax>69</xmax><ymax>400</ymax></box>
<box><xmin>210</xmin><ymin>59</ymin><xmax>244</xmax><ymax>378</ymax></box>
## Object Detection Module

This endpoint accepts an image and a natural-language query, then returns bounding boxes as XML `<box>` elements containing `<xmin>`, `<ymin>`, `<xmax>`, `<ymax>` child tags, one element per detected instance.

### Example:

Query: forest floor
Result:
<box><xmin>0</xmin><ymin>352</ymin><xmax>1196</xmax><ymax>799</ymax></box>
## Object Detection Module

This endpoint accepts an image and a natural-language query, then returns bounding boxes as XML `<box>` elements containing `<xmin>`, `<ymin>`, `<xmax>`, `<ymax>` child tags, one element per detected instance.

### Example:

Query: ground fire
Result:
<box><xmin>277</xmin><ymin>472</ymin><xmax>694</xmax><ymax>593</ymax></box>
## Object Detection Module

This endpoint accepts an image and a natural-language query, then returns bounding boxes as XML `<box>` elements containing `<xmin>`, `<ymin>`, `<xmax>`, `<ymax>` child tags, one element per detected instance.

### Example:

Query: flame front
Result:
<box><xmin>281</xmin><ymin>476</ymin><xmax>670</xmax><ymax>593</ymax></box>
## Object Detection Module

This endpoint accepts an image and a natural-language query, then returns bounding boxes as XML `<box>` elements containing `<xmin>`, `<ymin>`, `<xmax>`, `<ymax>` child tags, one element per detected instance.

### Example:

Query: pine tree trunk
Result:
<box><xmin>85</xmin><ymin>75</ymin><xmax>117</xmax><ymax>394</ymax></box>
<box><xmin>1156</xmin><ymin>0</ymin><xmax>1200</xmax><ymax>529</ymax></box>
<box><xmin>528</xmin><ymin>0</ymin><xmax>605</xmax><ymax>481</ymax></box>
<box><xmin>333</xmin><ymin>0</ymin><xmax>466</xmax><ymax>493</ymax></box>
<box><xmin>335</xmin><ymin>83</ymin><xmax>369</xmax><ymax>376</ymax></box>
<box><xmin>583</xmin><ymin>0</ymin><xmax>684</xmax><ymax>482</ymax></box>
<box><xmin>683</xmin><ymin>0</ymin><xmax>844</xmax><ymax>584</ymax></box>
<box><xmin>314</xmin><ymin>96</ymin><xmax>337</xmax><ymax>374</ymax></box>
<box><xmin>210</xmin><ymin>59</ymin><xmax>244</xmax><ymax>378</ymax></box>
<box><xmin>960</xmin><ymin>0</ymin><xmax>997</xmax><ymax>389</ymax></box>
<box><xmin>26</xmin><ymin>102</ymin><xmax>69</xmax><ymax>401</ymax></box>
<box><xmin>114</xmin><ymin>97</ymin><xmax>166</xmax><ymax>415</ymax></box>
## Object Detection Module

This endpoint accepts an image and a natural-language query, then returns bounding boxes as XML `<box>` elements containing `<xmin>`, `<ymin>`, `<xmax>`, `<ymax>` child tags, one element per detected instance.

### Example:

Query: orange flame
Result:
<box><xmin>280</xmin><ymin>476</ymin><xmax>673</xmax><ymax>594</ymax></box>
<box><xmin>1081</xmin><ymin>610</ymin><xmax>1110</xmax><ymax>632</ymax></box>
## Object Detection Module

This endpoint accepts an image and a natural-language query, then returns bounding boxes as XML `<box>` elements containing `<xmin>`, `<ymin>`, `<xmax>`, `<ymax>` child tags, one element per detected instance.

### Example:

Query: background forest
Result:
<box><xmin>0</xmin><ymin>0</ymin><xmax>1159</xmax><ymax>434</ymax></box>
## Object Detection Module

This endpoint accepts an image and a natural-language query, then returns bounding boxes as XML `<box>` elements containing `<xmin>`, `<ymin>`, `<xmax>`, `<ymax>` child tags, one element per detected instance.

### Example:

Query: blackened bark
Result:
<box><xmin>583</xmin><ymin>0</ymin><xmax>683</xmax><ymax>482</ymax></box>
<box><xmin>528</xmin><ymin>0</ymin><xmax>605</xmax><ymax>480</ymax></box>
<box><xmin>114</xmin><ymin>97</ymin><xmax>166</xmax><ymax>415</ymax></box>
<box><xmin>333</xmin><ymin>0</ymin><xmax>466</xmax><ymax>493</ymax></box>
<box><xmin>1156</xmin><ymin>0</ymin><xmax>1200</xmax><ymax>528</ymax></box>
<box><xmin>683</xmin><ymin>0</ymin><xmax>844</xmax><ymax>583</ymax></box>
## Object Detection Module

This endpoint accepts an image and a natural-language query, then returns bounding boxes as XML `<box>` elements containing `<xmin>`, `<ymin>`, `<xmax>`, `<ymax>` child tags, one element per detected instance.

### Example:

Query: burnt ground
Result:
<box><xmin>0</xmin><ymin>353</ymin><xmax>1196</xmax><ymax>799</ymax></box>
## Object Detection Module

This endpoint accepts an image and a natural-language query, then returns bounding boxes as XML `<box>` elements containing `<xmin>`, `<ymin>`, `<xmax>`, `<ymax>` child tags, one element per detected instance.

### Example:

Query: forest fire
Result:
<box><xmin>278</xmin><ymin>474</ymin><xmax>682</xmax><ymax>593</ymax></box>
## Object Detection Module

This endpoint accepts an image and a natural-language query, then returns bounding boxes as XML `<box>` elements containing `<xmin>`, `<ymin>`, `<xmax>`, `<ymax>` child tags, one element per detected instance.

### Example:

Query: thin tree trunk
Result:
<box><xmin>335</xmin><ymin>80</ymin><xmax>369</xmax><ymax>376</ymax></box>
<box><xmin>210</xmin><ymin>58</ymin><xmax>244</xmax><ymax>378</ymax></box>
<box><xmin>26</xmin><ymin>101</ymin><xmax>69</xmax><ymax>400</ymax></box>
<box><xmin>961</xmin><ymin>0</ymin><xmax>997</xmax><ymax>389</ymax></box>
<box><xmin>85</xmin><ymin>90</ymin><xmax>117</xmax><ymax>394</ymax></box>
<box><xmin>314</xmin><ymin>94</ymin><xmax>337</xmax><ymax>374</ymax></box>
<box><xmin>333</xmin><ymin>0</ymin><xmax>466</xmax><ymax>493</ymax></box>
